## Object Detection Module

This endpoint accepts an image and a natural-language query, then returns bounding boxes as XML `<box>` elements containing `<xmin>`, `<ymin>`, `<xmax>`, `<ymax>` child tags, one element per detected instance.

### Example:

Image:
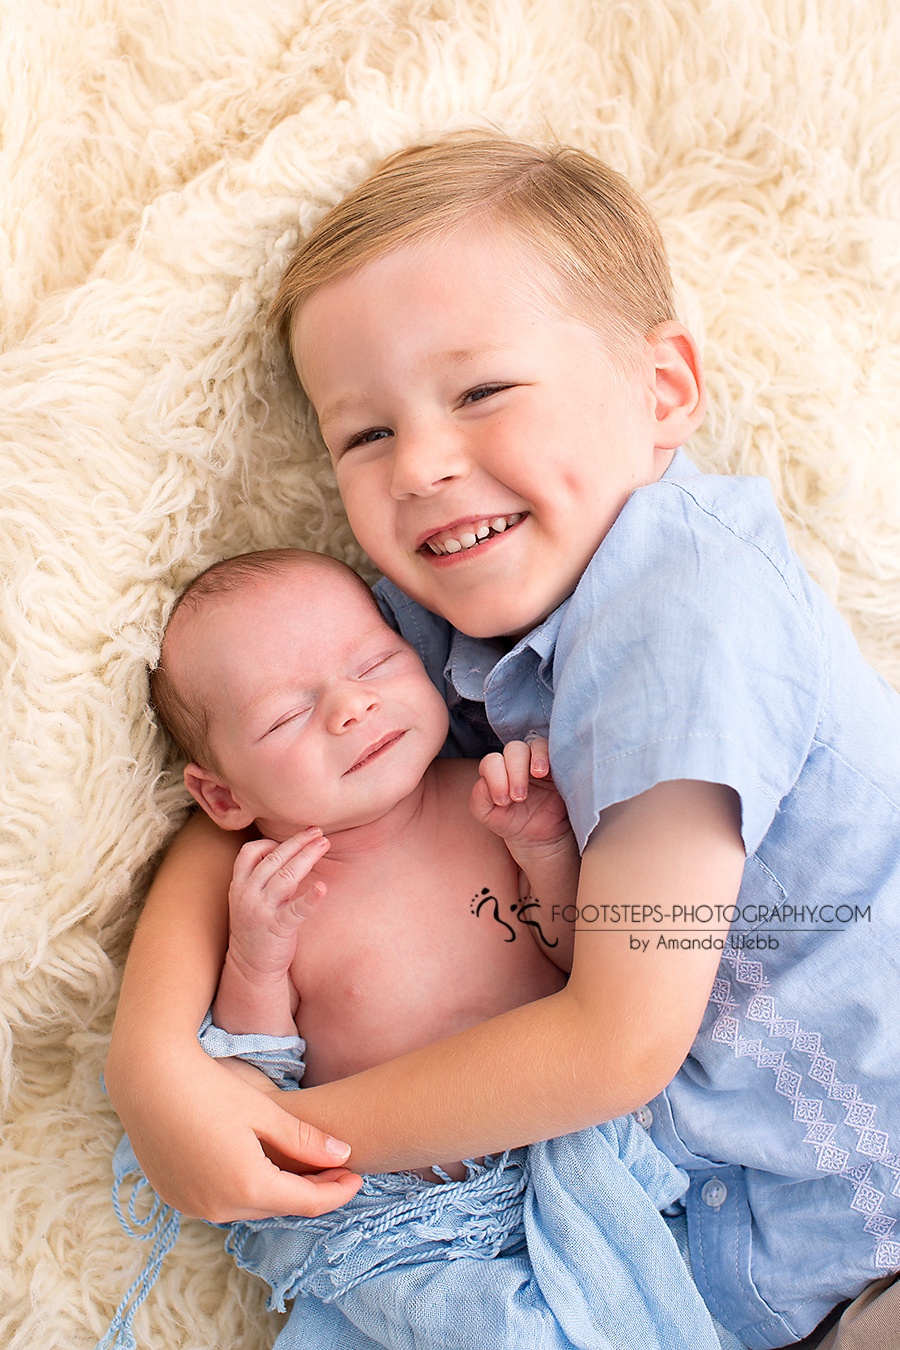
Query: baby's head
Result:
<box><xmin>269</xmin><ymin>136</ymin><xmax>706</xmax><ymax>641</ymax></box>
<box><xmin>151</xmin><ymin>549</ymin><xmax>449</xmax><ymax>841</ymax></box>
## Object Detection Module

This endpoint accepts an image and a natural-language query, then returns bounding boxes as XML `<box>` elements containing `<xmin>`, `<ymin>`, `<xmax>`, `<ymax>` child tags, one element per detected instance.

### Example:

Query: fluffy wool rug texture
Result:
<box><xmin>3</xmin><ymin>1</ymin><xmax>900</xmax><ymax>1346</ymax></box>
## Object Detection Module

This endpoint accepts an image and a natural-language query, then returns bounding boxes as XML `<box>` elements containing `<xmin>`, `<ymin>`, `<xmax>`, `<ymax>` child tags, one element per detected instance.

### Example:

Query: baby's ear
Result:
<box><xmin>647</xmin><ymin>322</ymin><xmax>707</xmax><ymax>449</ymax></box>
<box><xmin>183</xmin><ymin>764</ymin><xmax>256</xmax><ymax>830</ymax></box>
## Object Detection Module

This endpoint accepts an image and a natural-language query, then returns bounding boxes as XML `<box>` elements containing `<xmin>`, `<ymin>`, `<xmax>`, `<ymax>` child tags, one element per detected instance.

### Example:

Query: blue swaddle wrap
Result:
<box><xmin>100</xmin><ymin>1018</ymin><xmax>739</xmax><ymax>1349</ymax></box>
<box><xmin>226</xmin><ymin>1123</ymin><xmax>728</xmax><ymax>1350</ymax></box>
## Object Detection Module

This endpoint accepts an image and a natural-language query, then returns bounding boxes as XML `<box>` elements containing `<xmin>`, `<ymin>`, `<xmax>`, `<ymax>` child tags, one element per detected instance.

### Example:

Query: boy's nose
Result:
<box><xmin>389</xmin><ymin>427</ymin><xmax>468</xmax><ymax>499</ymax></box>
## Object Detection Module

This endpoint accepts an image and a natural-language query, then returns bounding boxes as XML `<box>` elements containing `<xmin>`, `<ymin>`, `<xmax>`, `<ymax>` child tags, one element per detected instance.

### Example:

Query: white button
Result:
<box><xmin>634</xmin><ymin>1106</ymin><xmax>653</xmax><ymax>1130</ymax></box>
<box><xmin>701</xmin><ymin>1178</ymin><xmax>728</xmax><ymax>1209</ymax></box>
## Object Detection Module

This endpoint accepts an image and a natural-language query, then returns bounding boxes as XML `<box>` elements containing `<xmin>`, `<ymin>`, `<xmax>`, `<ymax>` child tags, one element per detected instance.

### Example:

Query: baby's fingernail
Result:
<box><xmin>326</xmin><ymin>1136</ymin><xmax>351</xmax><ymax>1159</ymax></box>
<box><xmin>511</xmin><ymin>788</ymin><xmax>527</xmax><ymax>801</ymax></box>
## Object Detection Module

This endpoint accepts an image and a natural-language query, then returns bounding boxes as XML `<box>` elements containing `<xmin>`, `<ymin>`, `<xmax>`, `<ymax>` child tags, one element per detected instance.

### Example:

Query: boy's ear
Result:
<box><xmin>183</xmin><ymin>763</ymin><xmax>256</xmax><ymax>830</ymax></box>
<box><xmin>647</xmin><ymin>322</ymin><xmax>707</xmax><ymax>450</ymax></box>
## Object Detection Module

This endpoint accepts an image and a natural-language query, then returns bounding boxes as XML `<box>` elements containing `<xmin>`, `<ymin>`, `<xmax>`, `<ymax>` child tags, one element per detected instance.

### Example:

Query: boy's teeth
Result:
<box><xmin>426</xmin><ymin>513</ymin><xmax>522</xmax><ymax>556</ymax></box>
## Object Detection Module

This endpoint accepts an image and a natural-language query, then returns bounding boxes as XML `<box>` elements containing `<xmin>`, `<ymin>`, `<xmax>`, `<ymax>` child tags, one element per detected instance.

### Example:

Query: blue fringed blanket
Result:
<box><xmin>101</xmin><ymin>1021</ymin><xmax>732</xmax><ymax>1350</ymax></box>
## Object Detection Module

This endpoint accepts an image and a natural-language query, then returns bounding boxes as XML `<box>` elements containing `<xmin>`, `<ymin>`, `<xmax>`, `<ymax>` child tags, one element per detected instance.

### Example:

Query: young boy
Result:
<box><xmin>106</xmin><ymin>137</ymin><xmax>900</xmax><ymax>1348</ymax></box>
<box><xmin>108</xmin><ymin>545</ymin><xmax>728</xmax><ymax>1350</ymax></box>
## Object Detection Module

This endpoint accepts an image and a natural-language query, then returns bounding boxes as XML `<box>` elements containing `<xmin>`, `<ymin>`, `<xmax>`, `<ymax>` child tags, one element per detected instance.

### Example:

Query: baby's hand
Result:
<box><xmin>470</xmin><ymin>739</ymin><xmax>571</xmax><ymax>850</ymax></box>
<box><xmin>226</xmin><ymin>828</ymin><xmax>331</xmax><ymax>982</ymax></box>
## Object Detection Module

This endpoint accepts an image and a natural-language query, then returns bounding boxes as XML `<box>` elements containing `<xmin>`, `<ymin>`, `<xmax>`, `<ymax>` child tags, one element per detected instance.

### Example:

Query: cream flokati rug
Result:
<box><xmin>2</xmin><ymin>1</ymin><xmax>900</xmax><ymax>1345</ymax></box>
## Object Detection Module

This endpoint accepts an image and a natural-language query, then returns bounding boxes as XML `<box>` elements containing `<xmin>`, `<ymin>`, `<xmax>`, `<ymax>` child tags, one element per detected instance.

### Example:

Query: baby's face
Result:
<box><xmin>179</xmin><ymin>566</ymin><xmax>449</xmax><ymax>839</ymax></box>
<box><xmin>292</xmin><ymin>224</ymin><xmax>682</xmax><ymax>639</ymax></box>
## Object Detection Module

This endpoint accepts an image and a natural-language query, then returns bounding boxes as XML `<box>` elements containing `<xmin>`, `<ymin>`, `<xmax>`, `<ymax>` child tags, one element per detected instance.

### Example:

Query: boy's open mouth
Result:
<box><xmin>422</xmin><ymin>512</ymin><xmax>524</xmax><ymax>557</ymax></box>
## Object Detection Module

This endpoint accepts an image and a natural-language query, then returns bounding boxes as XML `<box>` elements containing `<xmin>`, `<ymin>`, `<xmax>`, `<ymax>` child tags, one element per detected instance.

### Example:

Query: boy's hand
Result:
<box><xmin>470</xmin><ymin>739</ymin><xmax>571</xmax><ymax>850</ymax></box>
<box><xmin>111</xmin><ymin>1038</ymin><xmax>364</xmax><ymax>1221</ymax></box>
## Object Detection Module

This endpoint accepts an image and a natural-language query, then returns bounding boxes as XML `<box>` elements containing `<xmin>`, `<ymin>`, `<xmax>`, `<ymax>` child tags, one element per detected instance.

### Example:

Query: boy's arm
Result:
<box><xmin>269</xmin><ymin>778</ymin><xmax>745</xmax><ymax>1174</ymax></box>
<box><xmin>104</xmin><ymin>811</ymin><xmax>360</xmax><ymax>1219</ymax></box>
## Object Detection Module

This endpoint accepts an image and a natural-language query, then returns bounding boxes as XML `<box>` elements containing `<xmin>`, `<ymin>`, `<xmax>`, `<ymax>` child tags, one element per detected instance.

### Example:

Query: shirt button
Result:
<box><xmin>634</xmin><ymin>1106</ymin><xmax>654</xmax><ymax>1130</ymax></box>
<box><xmin>701</xmin><ymin>1178</ymin><xmax>728</xmax><ymax>1209</ymax></box>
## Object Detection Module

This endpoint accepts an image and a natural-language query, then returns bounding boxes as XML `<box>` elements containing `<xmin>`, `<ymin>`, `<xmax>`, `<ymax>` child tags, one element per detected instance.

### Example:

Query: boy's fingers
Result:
<box><xmin>265</xmin><ymin>829</ymin><xmax>327</xmax><ymax>871</ymax></box>
<box><xmin>295</xmin><ymin>1116</ymin><xmax>352</xmax><ymax>1166</ymax></box>
<box><xmin>229</xmin><ymin>1152</ymin><xmax>362</xmax><ymax>1220</ymax></box>
<box><xmin>232</xmin><ymin>836</ymin><xmax>281</xmax><ymax>880</ymax></box>
<box><xmin>271</xmin><ymin>834</ymin><xmax>330</xmax><ymax>891</ymax></box>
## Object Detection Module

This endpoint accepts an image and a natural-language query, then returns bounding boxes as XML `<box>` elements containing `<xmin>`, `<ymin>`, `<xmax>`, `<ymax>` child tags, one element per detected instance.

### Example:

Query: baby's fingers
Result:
<box><xmin>523</xmin><ymin>733</ymin><xmax>550</xmax><ymax>778</ymax></box>
<box><xmin>501</xmin><ymin>740</ymin><xmax>533</xmax><ymax>801</ymax></box>
<box><xmin>478</xmin><ymin>751</ymin><xmax>515</xmax><ymax>806</ymax></box>
<box><xmin>239</xmin><ymin>830</ymin><xmax>327</xmax><ymax>878</ymax></box>
<box><xmin>479</xmin><ymin>741</ymin><xmax>546</xmax><ymax>805</ymax></box>
<box><xmin>233</xmin><ymin>829</ymin><xmax>330</xmax><ymax>911</ymax></box>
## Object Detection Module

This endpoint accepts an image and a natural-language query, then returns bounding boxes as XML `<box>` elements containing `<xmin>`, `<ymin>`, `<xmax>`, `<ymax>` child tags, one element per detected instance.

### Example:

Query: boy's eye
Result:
<box><xmin>344</xmin><ymin>427</ymin><xmax>393</xmax><ymax>451</ymax></box>
<box><xmin>461</xmin><ymin>384</ymin><xmax>510</xmax><ymax>406</ymax></box>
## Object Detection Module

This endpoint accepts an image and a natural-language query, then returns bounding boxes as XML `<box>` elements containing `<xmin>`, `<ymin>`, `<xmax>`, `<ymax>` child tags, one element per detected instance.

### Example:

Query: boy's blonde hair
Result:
<box><xmin>150</xmin><ymin>549</ymin><xmax>380</xmax><ymax>771</ymax></box>
<box><xmin>269</xmin><ymin>135</ymin><xmax>675</xmax><ymax>359</ymax></box>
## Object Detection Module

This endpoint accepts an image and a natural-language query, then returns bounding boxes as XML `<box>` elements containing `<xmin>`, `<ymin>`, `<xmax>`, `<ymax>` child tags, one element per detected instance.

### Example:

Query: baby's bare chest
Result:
<box><xmin>290</xmin><ymin>767</ymin><xmax>565</xmax><ymax>1083</ymax></box>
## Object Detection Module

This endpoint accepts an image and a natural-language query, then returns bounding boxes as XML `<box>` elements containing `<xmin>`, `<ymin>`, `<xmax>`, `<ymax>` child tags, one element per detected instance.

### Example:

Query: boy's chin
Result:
<box><xmin>450</xmin><ymin>605</ymin><xmax>552</xmax><ymax>644</ymax></box>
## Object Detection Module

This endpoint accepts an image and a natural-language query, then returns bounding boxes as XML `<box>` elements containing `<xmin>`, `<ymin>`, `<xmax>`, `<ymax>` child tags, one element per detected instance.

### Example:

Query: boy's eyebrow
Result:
<box><xmin>317</xmin><ymin>345</ymin><xmax>513</xmax><ymax>428</ymax></box>
<box><xmin>317</xmin><ymin>392</ymin><xmax>363</xmax><ymax>430</ymax></box>
<box><xmin>443</xmin><ymin>343</ymin><xmax>509</xmax><ymax>364</ymax></box>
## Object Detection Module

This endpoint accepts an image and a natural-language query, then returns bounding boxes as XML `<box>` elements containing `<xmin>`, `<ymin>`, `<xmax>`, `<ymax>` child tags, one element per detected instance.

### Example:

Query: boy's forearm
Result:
<box><xmin>275</xmin><ymin>981</ymin><xmax>660</xmax><ymax>1174</ymax></box>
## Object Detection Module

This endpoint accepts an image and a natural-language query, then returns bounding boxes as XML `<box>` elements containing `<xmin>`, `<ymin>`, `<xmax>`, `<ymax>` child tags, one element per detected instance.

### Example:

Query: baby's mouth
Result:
<box><xmin>345</xmin><ymin>731</ymin><xmax>405</xmax><ymax>774</ymax></box>
<box><xmin>423</xmin><ymin>512</ymin><xmax>524</xmax><ymax>556</ymax></box>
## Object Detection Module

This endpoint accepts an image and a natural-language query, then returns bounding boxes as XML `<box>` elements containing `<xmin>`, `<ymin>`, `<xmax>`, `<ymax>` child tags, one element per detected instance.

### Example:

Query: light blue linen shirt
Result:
<box><xmin>374</xmin><ymin>449</ymin><xmax>900</xmax><ymax>1348</ymax></box>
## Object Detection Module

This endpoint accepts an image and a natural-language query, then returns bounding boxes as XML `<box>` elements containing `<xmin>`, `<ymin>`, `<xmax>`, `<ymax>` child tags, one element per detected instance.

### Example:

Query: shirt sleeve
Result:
<box><xmin>550</xmin><ymin>475</ymin><xmax>827</xmax><ymax>855</ymax></box>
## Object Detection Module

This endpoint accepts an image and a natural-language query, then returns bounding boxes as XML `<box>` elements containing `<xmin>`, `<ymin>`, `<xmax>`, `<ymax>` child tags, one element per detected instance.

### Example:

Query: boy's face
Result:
<box><xmin>176</xmin><ymin>566</ymin><xmax>449</xmax><ymax>840</ymax></box>
<box><xmin>292</xmin><ymin>224</ymin><xmax>701</xmax><ymax>639</ymax></box>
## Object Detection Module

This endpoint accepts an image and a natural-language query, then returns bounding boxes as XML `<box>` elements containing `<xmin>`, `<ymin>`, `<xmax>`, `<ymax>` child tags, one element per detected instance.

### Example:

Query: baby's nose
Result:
<box><xmin>326</xmin><ymin>683</ymin><xmax>379</xmax><ymax>731</ymax></box>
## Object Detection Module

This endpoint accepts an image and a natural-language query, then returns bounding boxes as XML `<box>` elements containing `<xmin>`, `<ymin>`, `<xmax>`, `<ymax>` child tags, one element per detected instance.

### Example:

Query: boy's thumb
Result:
<box><xmin>298</xmin><ymin>1118</ymin><xmax>352</xmax><ymax>1163</ymax></box>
